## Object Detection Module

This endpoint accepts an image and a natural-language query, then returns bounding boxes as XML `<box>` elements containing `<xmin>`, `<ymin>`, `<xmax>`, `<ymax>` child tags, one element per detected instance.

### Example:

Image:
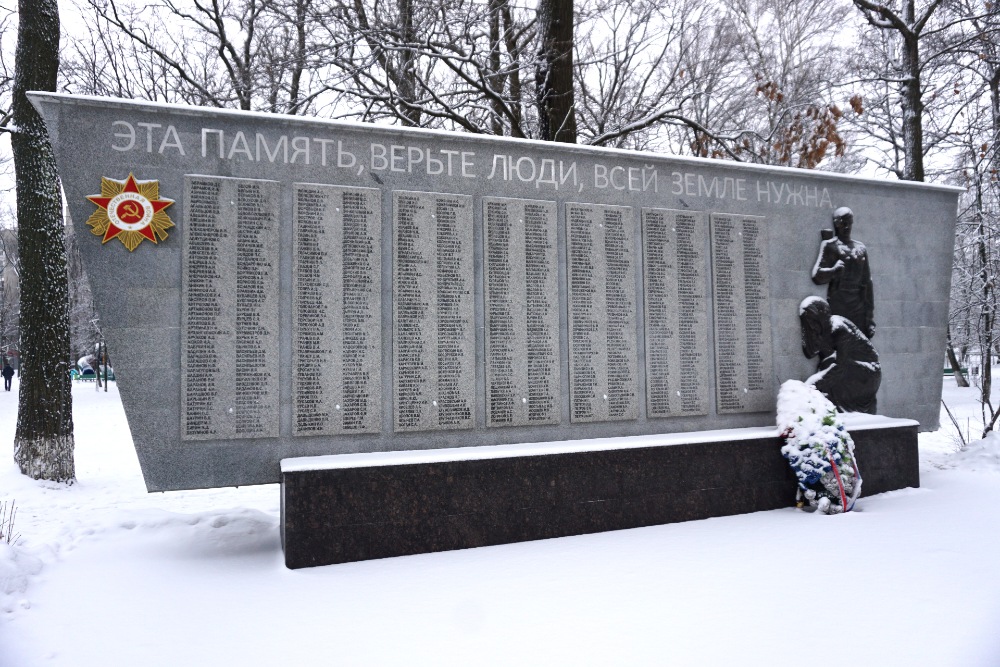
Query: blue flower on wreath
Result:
<box><xmin>803</xmin><ymin>470</ymin><xmax>822</xmax><ymax>485</ymax></box>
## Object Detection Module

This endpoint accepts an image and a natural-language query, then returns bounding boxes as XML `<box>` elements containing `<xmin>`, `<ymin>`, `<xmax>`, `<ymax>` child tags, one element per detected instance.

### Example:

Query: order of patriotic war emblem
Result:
<box><xmin>86</xmin><ymin>174</ymin><xmax>175</xmax><ymax>251</ymax></box>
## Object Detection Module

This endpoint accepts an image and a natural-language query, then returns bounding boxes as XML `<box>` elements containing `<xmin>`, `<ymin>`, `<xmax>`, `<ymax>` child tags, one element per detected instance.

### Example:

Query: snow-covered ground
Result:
<box><xmin>1</xmin><ymin>377</ymin><xmax>998</xmax><ymax>666</ymax></box>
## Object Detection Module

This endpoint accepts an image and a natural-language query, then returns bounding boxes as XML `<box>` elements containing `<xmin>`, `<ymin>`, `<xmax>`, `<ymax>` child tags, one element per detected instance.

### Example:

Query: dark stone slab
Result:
<box><xmin>851</xmin><ymin>421</ymin><xmax>920</xmax><ymax>494</ymax></box>
<box><xmin>281</xmin><ymin>419</ymin><xmax>919</xmax><ymax>568</ymax></box>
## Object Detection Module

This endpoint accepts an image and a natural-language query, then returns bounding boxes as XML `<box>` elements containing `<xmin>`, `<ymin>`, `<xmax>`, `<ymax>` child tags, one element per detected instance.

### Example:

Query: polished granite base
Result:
<box><xmin>281</xmin><ymin>418</ymin><xmax>919</xmax><ymax>569</ymax></box>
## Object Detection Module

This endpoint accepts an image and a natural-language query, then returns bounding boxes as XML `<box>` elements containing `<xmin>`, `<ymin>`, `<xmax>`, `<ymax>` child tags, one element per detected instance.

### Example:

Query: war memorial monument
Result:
<box><xmin>30</xmin><ymin>93</ymin><xmax>961</xmax><ymax>567</ymax></box>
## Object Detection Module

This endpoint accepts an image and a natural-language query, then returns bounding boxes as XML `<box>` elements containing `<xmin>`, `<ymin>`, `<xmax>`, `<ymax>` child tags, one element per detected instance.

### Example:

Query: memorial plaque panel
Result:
<box><xmin>182</xmin><ymin>176</ymin><xmax>280</xmax><ymax>439</ymax></box>
<box><xmin>483</xmin><ymin>197</ymin><xmax>560</xmax><ymax>427</ymax></box>
<box><xmin>710</xmin><ymin>213</ymin><xmax>774</xmax><ymax>413</ymax></box>
<box><xmin>30</xmin><ymin>93</ymin><xmax>961</xmax><ymax>492</ymax></box>
<box><xmin>393</xmin><ymin>191</ymin><xmax>475</xmax><ymax>432</ymax></box>
<box><xmin>292</xmin><ymin>184</ymin><xmax>382</xmax><ymax>436</ymax></box>
<box><xmin>566</xmin><ymin>203</ymin><xmax>639</xmax><ymax>423</ymax></box>
<box><xmin>642</xmin><ymin>208</ymin><xmax>709</xmax><ymax>417</ymax></box>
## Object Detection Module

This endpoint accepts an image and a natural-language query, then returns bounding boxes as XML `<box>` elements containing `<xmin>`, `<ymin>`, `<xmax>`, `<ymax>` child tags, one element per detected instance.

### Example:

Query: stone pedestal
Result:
<box><xmin>280</xmin><ymin>417</ymin><xmax>918</xmax><ymax>569</ymax></box>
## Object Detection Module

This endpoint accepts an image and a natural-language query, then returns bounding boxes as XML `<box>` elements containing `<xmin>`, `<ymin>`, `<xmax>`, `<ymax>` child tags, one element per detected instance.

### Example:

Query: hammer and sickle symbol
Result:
<box><xmin>121</xmin><ymin>202</ymin><xmax>142</xmax><ymax>221</ymax></box>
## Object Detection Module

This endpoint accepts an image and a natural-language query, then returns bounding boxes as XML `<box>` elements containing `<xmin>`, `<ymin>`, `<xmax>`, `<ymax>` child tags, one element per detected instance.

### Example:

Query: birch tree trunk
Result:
<box><xmin>11</xmin><ymin>0</ymin><xmax>75</xmax><ymax>482</ymax></box>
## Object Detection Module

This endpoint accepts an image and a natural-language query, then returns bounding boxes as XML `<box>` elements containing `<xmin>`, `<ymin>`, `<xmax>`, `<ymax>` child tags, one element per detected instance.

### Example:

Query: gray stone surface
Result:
<box><xmin>483</xmin><ymin>197</ymin><xmax>560</xmax><ymax>427</ymax></box>
<box><xmin>181</xmin><ymin>176</ymin><xmax>280</xmax><ymax>440</ymax></box>
<box><xmin>710</xmin><ymin>213</ymin><xmax>774</xmax><ymax>414</ymax></box>
<box><xmin>393</xmin><ymin>191</ymin><xmax>475</xmax><ymax>432</ymax></box>
<box><xmin>29</xmin><ymin>92</ymin><xmax>961</xmax><ymax>491</ymax></box>
<box><xmin>641</xmin><ymin>208</ymin><xmax>709</xmax><ymax>417</ymax></box>
<box><xmin>292</xmin><ymin>184</ymin><xmax>382</xmax><ymax>435</ymax></box>
<box><xmin>567</xmin><ymin>203</ymin><xmax>639</xmax><ymax>423</ymax></box>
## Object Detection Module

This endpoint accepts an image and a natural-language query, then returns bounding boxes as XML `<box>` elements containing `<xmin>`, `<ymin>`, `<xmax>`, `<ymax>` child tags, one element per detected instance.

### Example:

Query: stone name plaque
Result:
<box><xmin>567</xmin><ymin>202</ymin><xmax>639</xmax><ymax>423</ymax></box>
<box><xmin>393</xmin><ymin>191</ymin><xmax>475</xmax><ymax>432</ymax></box>
<box><xmin>292</xmin><ymin>184</ymin><xmax>382</xmax><ymax>436</ymax></box>
<box><xmin>641</xmin><ymin>208</ymin><xmax>709</xmax><ymax>417</ymax></box>
<box><xmin>710</xmin><ymin>213</ymin><xmax>774</xmax><ymax>413</ymax></box>
<box><xmin>182</xmin><ymin>176</ymin><xmax>280</xmax><ymax>440</ymax></box>
<box><xmin>483</xmin><ymin>197</ymin><xmax>561</xmax><ymax>427</ymax></box>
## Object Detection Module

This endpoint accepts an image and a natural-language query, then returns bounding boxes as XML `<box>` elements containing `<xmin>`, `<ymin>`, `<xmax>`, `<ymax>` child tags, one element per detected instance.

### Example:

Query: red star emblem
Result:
<box><xmin>86</xmin><ymin>174</ymin><xmax>175</xmax><ymax>251</ymax></box>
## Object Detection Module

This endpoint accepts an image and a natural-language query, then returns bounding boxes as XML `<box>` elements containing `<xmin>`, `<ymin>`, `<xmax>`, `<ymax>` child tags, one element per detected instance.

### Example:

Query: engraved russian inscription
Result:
<box><xmin>566</xmin><ymin>203</ymin><xmax>638</xmax><ymax>423</ymax></box>
<box><xmin>642</xmin><ymin>208</ymin><xmax>709</xmax><ymax>417</ymax></box>
<box><xmin>182</xmin><ymin>178</ymin><xmax>224</xmax><ymax>439</ymax></box>
<box><xmin>293</xmin><ymin>184</ymin><xmax>382</xmax><ymax>436</ymax></box>
<box><xmin>182</xmin><ymin>176</ymin><xmax>280</xmax><ymax>439</ymax></box>
<box><xmin>483</xmin><ymin>197</ymin><xmax>560</xmax><ymax>427</ymax></box>
<box><xmin>710</xmin><ymin>213</ymin><xmax>774</xmax><ymax>413</ymax></box>
<box><xmin>393</xmin><ymin>191</ymin><xmax>475</xmax><ymax>432</ymax></box>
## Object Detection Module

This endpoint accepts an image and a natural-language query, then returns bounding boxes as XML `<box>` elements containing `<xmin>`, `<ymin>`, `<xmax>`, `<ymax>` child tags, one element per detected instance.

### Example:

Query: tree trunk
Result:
<box><xmin>974</xmin><ymin>169</ymin><xmax>997</xmax><ymax>432</ymax></box>
<box><xmin>397</xmin><ymin>0</ymin><xmax>421</xmax><ymax>126</ymax></box>
<box><xmin>535</xmin><ymin>0</ymin><xmax>576</xmax><ymax>143</ymax></box>
<box><xmin>980</xmin><ymin>37</ymin><xmax>1000</xmax><ymax>431</ymax></box>
<box><xmin>899</xmin><ymin>0</ymin><xmax>924</xmax><ymax>181</ymax></box>
<box><xmin>11</xmin><ymin>0</ymin><xmax>75</xmax><ymax>483</ymax></box>
<box><xmin>488</xmin><ymin>0</ymin><xmax>505</xmax><ymax>135</ymax></box>
<box><xmin>288</xmin><ymin>0</ymin><xmax>308</xmax><ymax>114</ymax></box>
<box><xmin>946</xmin><ymin>327</ymin><xmax>969</xmax><ymax>387</ymax></box>
<box><xmin>852</xmin><ymin>0</ymin><xmax>936</xmax><ymax>181</ymax></box>
<box><xmin>500</xmin><ymin>0</ymin><xmax>524</xmax><ymax>139</ymax></box>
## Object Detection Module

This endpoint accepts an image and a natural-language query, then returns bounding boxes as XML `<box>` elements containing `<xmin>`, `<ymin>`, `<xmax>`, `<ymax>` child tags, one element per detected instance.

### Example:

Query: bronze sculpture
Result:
<box><xmin>799</xmin><ymin>296</ymin><xmax>881</xmax><ymax>414</ymax></box>
<box><xmin>811</xmin><ymin>207</ymin><xmax>875</xmax><ymax>339</ymax></box>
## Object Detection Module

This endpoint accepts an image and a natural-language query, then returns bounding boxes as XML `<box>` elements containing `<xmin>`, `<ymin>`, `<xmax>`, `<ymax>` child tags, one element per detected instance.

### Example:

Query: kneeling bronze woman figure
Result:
<box><xmin>799</xmin><ymin>296</ymin><xmax>880</xmax><ymax>414</ymax></box>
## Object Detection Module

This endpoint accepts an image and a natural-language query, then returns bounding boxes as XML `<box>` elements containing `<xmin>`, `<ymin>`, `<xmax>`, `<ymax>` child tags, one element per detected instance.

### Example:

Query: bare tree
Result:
<box><xmin>0</xmin><ymin>8</ymin><xmax>13</xmax><ymax>126</ymax></box>
<box><xmin>313</xmin><ymin>0</ymin><xmax>434</xmax><ymax>126</ymax></box>
<box><xmin>0</xmin><ymin>221</ymin><xmax>21</xmax><ymax>367</ymax></box>
<box><xmin>573</xmin><ymin>0</ymin><xmax>857</xmax><ymax>166</ymax></box>
<box><xmin>672</xmin><ymin>0</ymin><xmax>857</xmax><ymax>167</ymax></box>
<box><xmin>950</xmin><ymin>127</ymin><xmax>1000</xmax><ymax>430</ymax></box>
<box><xmin>9</xmin><ymin>0</ymin><xmax>75</xmax><ymax>482</ymax></box>
<box><xmin>72</xmin><ymin>0</ymin><xmax>329</xmax><ymax>114</ymax></box>
<box><xmin>71</xmin><ymin>0</ymin><xmax>539</xmax><ymax>135</ymax></box>
<box><xmin>723</xmin><ymin>0</ymin><xmax>854</xmax><ymax>167</ymax></box>
<box><xmin>942</xmin><ymin>0</ymin><xmax>1000</xmax><ymax>428</ymax></box>
<box><xmin>573</xmin><ymin>0</ymin><xmax>707</xmax><ymax>150</ymax></box>
<box><xmin>307</xmin><ymin>0</ymin><xmax>538</xmax><ymax>134</ymax></box>
<box><xmin>62</xmin><ymin>4</ymin><xmax>197</xmax><ymax>102</ymax></box>
<box><xmin>847</xmin><ymin>0</ymin><xmax>982</xmax><ymax>181</ymax></box>
<box><xmin>848</xmin><ymin>0</ymin><xmax>1000</xmax><ymax>390</ymax></box>
<box><xmin>0</xmin><ymin>15</ymin><xmax>24</xmax><ymax>374</ymax></box>
<box><xmin>64</xmin><ymin>220</ymin><xmax>101</xmax><ymax>360</ymax></box>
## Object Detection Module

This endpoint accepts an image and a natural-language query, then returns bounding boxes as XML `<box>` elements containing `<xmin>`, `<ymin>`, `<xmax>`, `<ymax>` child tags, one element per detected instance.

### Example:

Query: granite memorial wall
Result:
<box><xmin>31</xmin><ymin>93</ymin><xmax>961</xmax><ymax>491</ymax></box>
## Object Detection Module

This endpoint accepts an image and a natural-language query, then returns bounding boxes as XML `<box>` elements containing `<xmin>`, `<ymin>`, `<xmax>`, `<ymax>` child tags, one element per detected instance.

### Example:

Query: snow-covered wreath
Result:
<box><xmin>777</xmin><ymin>380</ymin><xmax>862</xmax><ymax>514</ymax></box>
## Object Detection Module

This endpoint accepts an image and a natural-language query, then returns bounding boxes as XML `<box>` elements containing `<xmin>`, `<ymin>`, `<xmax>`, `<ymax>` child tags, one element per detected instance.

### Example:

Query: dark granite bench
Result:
<box><xmin>281</xmin><ymin>417</ymin><xmax>919</xmax><ymax>569</ymax></box>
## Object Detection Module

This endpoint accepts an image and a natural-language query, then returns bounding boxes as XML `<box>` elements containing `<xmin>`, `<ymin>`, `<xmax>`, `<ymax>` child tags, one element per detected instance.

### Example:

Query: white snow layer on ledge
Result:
<box><xmin>281</xmin><ymin>415</ymin><xmax>917</xmax><ymax>472</ymax></box>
